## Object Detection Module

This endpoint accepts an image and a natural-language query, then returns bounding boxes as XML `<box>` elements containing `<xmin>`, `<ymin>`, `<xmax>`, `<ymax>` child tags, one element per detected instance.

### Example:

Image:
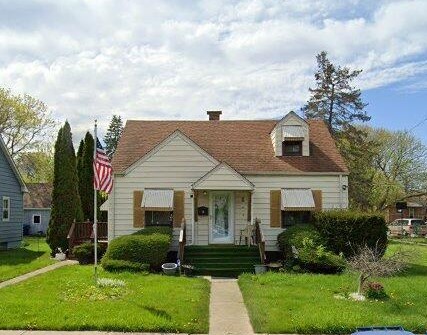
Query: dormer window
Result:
<box><xmin>270</xmin><ymin>111</ymin><xmax>309</xmax><ymax>157</ymax></box>
<box><xmin>282</xmin><ymin>141</ymin><xmax>302</xmax><ymax>156</ymax></box>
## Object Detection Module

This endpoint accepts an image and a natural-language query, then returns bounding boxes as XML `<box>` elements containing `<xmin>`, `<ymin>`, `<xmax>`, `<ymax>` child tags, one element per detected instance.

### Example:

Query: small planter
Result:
<box><xmin>55</xmin><ymin>252</ymin><xmax>66</xmax><ymax>261</ymax></box>
<box><xmin>254</xmin><ymin>264</ymin><xmax>267</xmax><ymax>274</ymax></box>
<box><xmin>162</xmin><ymin>263</ymin><xmax>178</xmax><ymax>275</ymax></box>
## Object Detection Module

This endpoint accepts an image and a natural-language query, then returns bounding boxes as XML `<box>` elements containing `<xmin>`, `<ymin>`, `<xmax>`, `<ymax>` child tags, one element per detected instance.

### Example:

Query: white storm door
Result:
<box><xmin>210</xmin><ymin>191</ymin><xmax>234</xmax><ymax>244</ymax></box>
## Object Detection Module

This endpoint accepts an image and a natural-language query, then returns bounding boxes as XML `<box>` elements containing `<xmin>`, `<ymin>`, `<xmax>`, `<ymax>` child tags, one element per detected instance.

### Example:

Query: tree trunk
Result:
<box><xmin>328</xmin><ymin>84</ymin><xmax>335</xmax><ymax>133</ymax></box>
<box><xmin>358</xmin><ymin>273</ymin><xmax>366</xmax><ymax>294</ymax></box>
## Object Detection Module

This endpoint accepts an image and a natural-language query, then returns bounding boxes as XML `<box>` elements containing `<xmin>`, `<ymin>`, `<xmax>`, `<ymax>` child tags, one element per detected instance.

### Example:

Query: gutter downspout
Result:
<box><xmin>190</xmin><ymin>189</ymin><xmax>195</xmax><ymax>246</ymax></box>
<box><xmin>339</xmin><ymin>174</ymin><xmax>343</xmax><ymax>209</ymax></box>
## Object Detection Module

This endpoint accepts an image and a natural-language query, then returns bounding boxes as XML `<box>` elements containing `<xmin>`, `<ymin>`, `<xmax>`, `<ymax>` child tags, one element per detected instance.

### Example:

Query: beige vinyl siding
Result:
<box><xmin>247</xmin><ymin>174</ymin><xmax>348</xmax><ymax>250</ymax></box>
<box><xmin>194</xmin><ymin>164</ymin><xmax>253</xmax><ymax>190</ymax></box>
<box><xmin>110</xmin><ymin>133</ymin><xmax>217</xmax><ymax>248</ymax></box>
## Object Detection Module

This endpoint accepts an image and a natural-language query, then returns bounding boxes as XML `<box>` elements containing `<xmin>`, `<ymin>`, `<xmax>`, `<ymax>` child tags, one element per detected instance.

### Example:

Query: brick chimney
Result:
<box><xmin>207</xmin><ymin>111</ymin><xmax>222</xmax><ymax>121</ymax></box>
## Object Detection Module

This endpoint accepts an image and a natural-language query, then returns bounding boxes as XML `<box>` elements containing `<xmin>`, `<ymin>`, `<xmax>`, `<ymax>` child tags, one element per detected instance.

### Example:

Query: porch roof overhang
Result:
<box><xmin>142</xmin><ymin>189</ymin><xmax>174</xmax><ymax>211</ymax></box>
<box><xmin>192</xmin><ymin>162</ymin><xmax>254</xmax><ymax>191</ymax></box>
<box><xmin>281</xmin><ymin>188</ymin><xmax>315</xmax><ymax>211</ymax></box>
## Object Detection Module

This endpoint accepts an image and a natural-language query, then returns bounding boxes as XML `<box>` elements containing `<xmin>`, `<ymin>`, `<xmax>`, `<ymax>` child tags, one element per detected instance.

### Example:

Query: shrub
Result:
<box><xmin>364</xmin><ymin>282</ymin><xmax>388</xmax><ymax>300</ymax></box>
<box><xmin>73</xmin><ymin>242</ymin><xmax>106</xmax><ymax>264</ymax></box>
<box><xmin>101</xmin><ymin>259</ymin><xmax>149</xmax><ymax>272</ymax></box>
<box><xmin>297</xmin><ymin>238</ymin><xmax>346</xmax><ymax>274</ymax></box>
<box><xmin>102</xmin><ymin>233</ymin><xmax>171</xmax><ymax>269</ymax></box>
<box><xmin>277</xmin><ymin>224</ymin><xmax>326</xmax><ymax>260</ymax></box>
<box><xmin>132</xmin><ymin>226</ymin><xmax>173</xmax><ymax>237</ymax></box>
<box><xmin>313</xmin><ymin>210</ymin><xmax>388</xmax><ymax>258</ymax></box>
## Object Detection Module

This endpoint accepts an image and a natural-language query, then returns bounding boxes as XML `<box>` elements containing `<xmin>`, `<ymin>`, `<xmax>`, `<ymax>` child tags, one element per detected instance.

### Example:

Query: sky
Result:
<box><xmin>0</xmin><ymin>0</ymin><xmax>426</xmax><ymax>143</ymax></box>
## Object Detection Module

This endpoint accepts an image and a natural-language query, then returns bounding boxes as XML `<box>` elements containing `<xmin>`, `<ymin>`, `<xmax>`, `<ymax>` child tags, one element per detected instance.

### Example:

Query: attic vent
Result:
<box><xmin>207</xmin><ymin>111</ymin><xmax>222</xmax><ymax>121</ymax></box>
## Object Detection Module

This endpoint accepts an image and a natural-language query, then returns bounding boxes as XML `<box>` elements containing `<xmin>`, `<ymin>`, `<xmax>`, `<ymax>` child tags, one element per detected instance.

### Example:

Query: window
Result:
<box><xmin>409</xmin><ymin>208</ymin><xmax>415</xmax><ymax>218</ymax></box>
<box><xmin>2</xmin><ymin>197</ymin><xmax>10</xmax><ymax>221</ymax></box>
<box><xmin>282</xmin><ymin>141</ymin><xmax>302</xmax><ymax>156</ymax></box>
<box><xmin>281</xmin><ymin>211</ymin><xmax>311</xmax><ymax>228</ymax></box>
<box><xmin>145</xmin><ymin>211</ymin><xmax>173</xmax><ymax>226</ymax></box>
<box><xmin>33</xmin><ymin>215</ymin><xmax>41</xmax><ymax>224</ymax></box>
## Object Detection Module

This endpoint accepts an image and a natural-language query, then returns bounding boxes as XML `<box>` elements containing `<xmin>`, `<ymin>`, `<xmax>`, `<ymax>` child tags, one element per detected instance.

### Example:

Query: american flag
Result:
<box><xmin>93</xmin><ymin>138</ymin><xmax>113</xmax><ymax>193</ymax></box>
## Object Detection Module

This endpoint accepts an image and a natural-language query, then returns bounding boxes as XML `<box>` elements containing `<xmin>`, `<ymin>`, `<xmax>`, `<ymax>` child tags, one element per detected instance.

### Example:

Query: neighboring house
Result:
<box><xmin>23</xmin><ymin>183</ymin><xmax>52</xmax><ymax>235</ymax></box>
<box><xmin>0</xmin><ymin>136</ymin><xmax>27</xmax><ymax>249</ymax></box>
<box><xmin>385</xmin><ymin>192</ymin><xmax>427</xmax><ymax>223</ymax></box>
<box><xmin>106</xmin><ymin>111</ymin><xmax>349</xmax><ymax>251</ymax></box>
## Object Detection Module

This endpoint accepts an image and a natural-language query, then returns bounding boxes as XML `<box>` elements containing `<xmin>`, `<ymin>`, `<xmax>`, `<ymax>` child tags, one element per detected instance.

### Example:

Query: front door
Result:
<box><xmin>210</xmin><ymin>191</ymin><xmax>234</xmax><ymax>244</ymax></box>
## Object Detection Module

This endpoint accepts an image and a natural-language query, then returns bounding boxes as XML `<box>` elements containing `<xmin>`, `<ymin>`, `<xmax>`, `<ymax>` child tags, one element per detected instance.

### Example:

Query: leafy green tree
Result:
<box><xmin>302</xmin><ymin>51</ymin><xmax>369</xmax><ymax>134</ymax></box>
<box><xmin>0</xmin><ymin>88</ymin><xmax>55</xmax><ymax>157</ymax></box>
<box><xmin>46</xmin><ymin>122</ymin><xmax>83</xmax><ymax>254</ymax></box>
<box><xmin>104</xmin><ymin>115</ymin><xmax>124</xmax><ymax>158</ymax></box>
<box><xmin>15</xmin><ymin>147</ymin><xmax>54</xmax><ymax>183</ymax></box>
<box><xmin>368</xmin><ymin>128</ymin><xmax>427</xmax><ymax>209</ymax></box>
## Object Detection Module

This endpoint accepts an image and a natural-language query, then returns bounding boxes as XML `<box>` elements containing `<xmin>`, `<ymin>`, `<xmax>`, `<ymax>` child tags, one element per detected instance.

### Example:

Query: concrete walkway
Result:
<box><xmin>0</xmin><ymin>260</ymin><xmax>78</xmax><ymax>289</ymax></box>
<box><xmin>209</xmin><ymin>278</ymin><xmax>254</xmax><ymax>335</ymax></box>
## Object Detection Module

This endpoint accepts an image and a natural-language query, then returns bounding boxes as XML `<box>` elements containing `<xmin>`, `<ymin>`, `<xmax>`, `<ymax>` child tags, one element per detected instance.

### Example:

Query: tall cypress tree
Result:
<box><xmin>80</xmin><ymin>132</ymin><xmax>95</xmax><ymax>221</ymax></box>
<box><xmin>46</xmin><ymin>121</ymin><xmax>83</xmax><ymax>254</ymax></box>
<box><xmin>104</xmin><ymin>115</ymin><xmax>124</xmax><ymax>158</ymax></box>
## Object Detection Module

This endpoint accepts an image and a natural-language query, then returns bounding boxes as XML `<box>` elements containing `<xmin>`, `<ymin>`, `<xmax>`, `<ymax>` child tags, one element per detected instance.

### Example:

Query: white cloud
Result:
<box><xmin>0</xmin><ymin>0</ymin><xmax>426</xmax><ymax>142</ymax></box>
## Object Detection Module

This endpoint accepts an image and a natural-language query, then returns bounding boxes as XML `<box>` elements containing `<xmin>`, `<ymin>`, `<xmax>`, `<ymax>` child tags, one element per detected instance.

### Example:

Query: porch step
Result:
<box><xmin>184</xmin><ymin>245</ymin><xmax>261</xmax><ymax>278</ymax></box>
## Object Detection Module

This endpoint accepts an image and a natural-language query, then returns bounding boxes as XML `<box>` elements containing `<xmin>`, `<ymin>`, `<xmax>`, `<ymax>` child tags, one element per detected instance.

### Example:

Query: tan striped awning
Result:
<box><xmin>281</xmin><ymin>188</ymin><xmax>315</xmax><ymax>211</ymax></box>
<box><xmin>282</xmin><ymin>125</ymin><xmax>305</xmax><ymax>139</ymax></box>
<box><xmin>142</xmin><ymin>189</ymin><xmax>174</xmax><ymax>211</ymax></box>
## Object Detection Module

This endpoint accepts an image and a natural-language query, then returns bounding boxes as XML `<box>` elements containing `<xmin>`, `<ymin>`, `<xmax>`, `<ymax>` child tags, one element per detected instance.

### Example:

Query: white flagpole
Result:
<box><xmin>93</xmin><ymin>119</ymin><xmax>98</xmax><ymax>282</ymax></box>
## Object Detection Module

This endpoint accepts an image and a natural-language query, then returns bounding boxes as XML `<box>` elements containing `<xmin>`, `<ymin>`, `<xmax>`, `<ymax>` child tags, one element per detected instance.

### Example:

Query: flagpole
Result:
<box><xmin>93</xmin><ymin>119</ymin><xmax>98</xmax><ymax>283</ymax></box>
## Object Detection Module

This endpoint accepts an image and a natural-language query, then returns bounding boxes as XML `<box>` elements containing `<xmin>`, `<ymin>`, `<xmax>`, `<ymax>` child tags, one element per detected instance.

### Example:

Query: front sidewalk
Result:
<box><xmin>209</xmin><ymin>278</ymin><xmax>254</xmax><ymax>335</ymax></box>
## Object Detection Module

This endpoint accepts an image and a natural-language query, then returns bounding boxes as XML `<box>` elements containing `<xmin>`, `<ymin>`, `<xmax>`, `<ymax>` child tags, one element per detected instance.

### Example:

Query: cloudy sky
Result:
<box><xmin>1</xmin><ymin>0</ymin><xmax>426</xmax><ymax>143</ymax></box>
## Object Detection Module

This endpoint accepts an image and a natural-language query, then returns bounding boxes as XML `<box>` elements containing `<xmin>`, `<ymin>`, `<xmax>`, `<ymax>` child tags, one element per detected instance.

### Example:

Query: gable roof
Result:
<box><xmin>112</xmin><ymin>119</ymin><xmax>348</xmax><ymax>174</ymax></box>
<box><xmin>24</xmin><ymin>183</ymin><xmax>52</xmax><ymax>209</ymax></box>
<box><xmin>192</xmin><ymin>162</ymin><xmax>254</xmax><ymax>190</ymax></box>
<box><xmin>0</xmin><ymin>135</ymin><xmax>27</xmax><ymax>192</ymax></box>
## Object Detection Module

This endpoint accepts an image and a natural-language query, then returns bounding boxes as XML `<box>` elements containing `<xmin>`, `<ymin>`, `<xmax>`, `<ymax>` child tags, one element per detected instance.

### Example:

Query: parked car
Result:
<box><xmin>388</xmin><ymin>218</ymin><xmax>427</xmax><ymax>237</ymax></box>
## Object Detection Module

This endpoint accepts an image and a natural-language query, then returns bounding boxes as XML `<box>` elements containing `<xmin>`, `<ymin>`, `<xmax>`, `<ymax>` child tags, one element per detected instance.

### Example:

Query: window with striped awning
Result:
<box><xmin>141</xmin><ymin>189</ymin><xmax>174</xmax><ymax>211</ymax></box>
<box><xmin>281</xmin><ymin>188</ymin><xmax>315</xmax><ymax>211</ymax></box>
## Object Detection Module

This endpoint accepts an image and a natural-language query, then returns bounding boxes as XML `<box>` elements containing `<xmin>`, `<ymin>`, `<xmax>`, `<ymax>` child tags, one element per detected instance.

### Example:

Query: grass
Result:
<box><xmin>0</xmin><ymin>236</ymin><xmax>55</xmax><ymax>282</ymax></box>
<box><xmin>239</xmin><ymin>242</ymin><xmax>427</xmax><ymax>334</ymax></box>
<box><xmin>0</xmin><ymin>265</ymin><xmax>210</xmax><ymax>333</ymax></box>
<box><xmin>389</xmin><ymin>236</ymin><xmax>427</xmax><ymax>245</ymax></box>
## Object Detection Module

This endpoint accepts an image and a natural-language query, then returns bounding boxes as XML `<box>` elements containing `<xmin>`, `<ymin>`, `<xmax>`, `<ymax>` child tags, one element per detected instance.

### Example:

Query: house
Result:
<box><xmin>106</xmin><ymin>111</ymin><xmax>349</xmax><ymax>253</ymax></box>
<box><xmin>0</xmin><ymin>136</ymin><xmax>27</xmax><ymax>249</ymax></box>
<box><xmin>23</xmin><ymin>183</ymin><xmax>52</xmax><ymax>235</ymax></box>
<box><xmin>384</xmin><ymin>192</ymin><xmax>427</xmax><ymax>223</ymax></box>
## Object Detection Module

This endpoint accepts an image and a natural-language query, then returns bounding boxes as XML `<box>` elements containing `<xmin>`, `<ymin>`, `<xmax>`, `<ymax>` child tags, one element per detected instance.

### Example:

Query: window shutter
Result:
<box><xmin>133</xmin><ymin>190</ymin><xmax>145</xmax><ymax>228</ymax></box>
<box><xmin>312</xmin><ymin>190</ymin><xmax>323</xmax><ymax>212</ymax></box>
<box><xmin>270</xmin><ymin>190</ymin><xmax>281</xmax><ymax>227</ymax></box>
<box><xmin>173</xmin><ymin>190</ymin><xmax>185</xmax><ymax>227</ymax></box>
<box><xmin>194</xmin><ymin>191</ymin><xmax>198</xmax><ymax>222</ymax></box>
<box><xmin>247</xmin><ymin>191</ymin><xmax>252</xmax><ymax>222</ymax></box>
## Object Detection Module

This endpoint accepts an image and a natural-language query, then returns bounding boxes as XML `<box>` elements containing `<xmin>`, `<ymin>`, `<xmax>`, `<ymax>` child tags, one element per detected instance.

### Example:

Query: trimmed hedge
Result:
<box><xmin>73</xmin><ymin>242</ymin><xmax>106</xmax><ymax>264</ymax></box>
<box><xmin>313</xmin><ymin>210</ymin><xmax>388</xmax><ymax>258</ymax></box>
<box><xmin>102</xmin><ymin>233</ymin><xmax>171</xmax><ymax>269</ymax></box>
<box><xmin>277</xmin><ymin>224</ymin><xmax>326</xmax><ymax>260</ymax></box>
<box><xmin>102</xmin><ymin>259</ymin><xmax>149</xmax><ymax>272</ymax></box>
<box><xmin>132</xmin><ymin>226</ymin><xmax>173</xmax><ymax>237</ymax></box>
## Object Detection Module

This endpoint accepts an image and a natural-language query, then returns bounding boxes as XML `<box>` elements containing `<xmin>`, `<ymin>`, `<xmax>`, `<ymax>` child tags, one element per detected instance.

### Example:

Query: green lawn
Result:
<box><xmin>239</xmin><ymin>242</ymin><xmax>427</xmax><ymax>334</ymax></box>
<box><xmin>0</xmin><ymin>265</ymin><xmax>210</xmax><ymax>333</ymax></box>
<box><xmin>0</xmin><ymin>236</ymin><xmax>55</xmax><ymax>282</ymax></box>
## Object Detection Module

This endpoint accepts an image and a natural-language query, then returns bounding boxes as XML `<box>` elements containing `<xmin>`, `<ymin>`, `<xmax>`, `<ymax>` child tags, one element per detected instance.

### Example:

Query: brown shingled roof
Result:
<box><xmin>112</xmin><ymin>119</ymin><xmax>348</xmax><ymax>174</ymax></box>
<box><xmin>24</xmin><ymin>183</ymin><xmax>52</xmax><ymax>209</ymax></box>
